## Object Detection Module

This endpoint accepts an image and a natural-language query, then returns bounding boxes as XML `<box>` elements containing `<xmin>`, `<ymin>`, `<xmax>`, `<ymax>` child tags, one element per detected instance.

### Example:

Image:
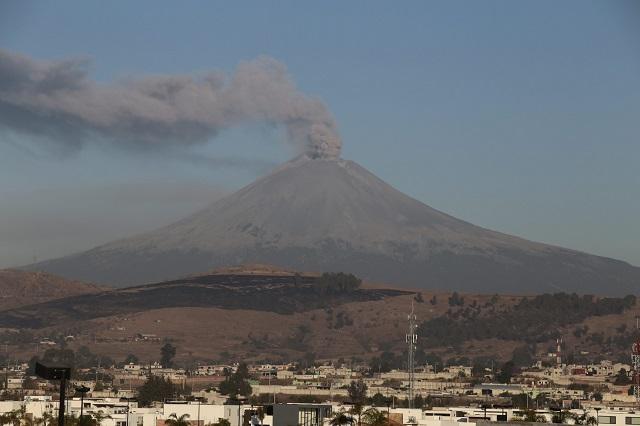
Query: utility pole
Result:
<box><xmin>75</xmin><ymin>385</ymin><xmax>90</xmax><ymax>426</ymax></box>
<box><xmin>406</xmin><ymin>302</ymin><xmax>417</xmax><ymax>409</ymax></box>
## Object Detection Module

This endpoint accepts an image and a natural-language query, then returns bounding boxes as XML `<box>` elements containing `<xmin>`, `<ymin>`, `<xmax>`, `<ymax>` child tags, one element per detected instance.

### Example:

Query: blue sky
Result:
<box><xmin>1</xmin><ymin>0</ymin><xmax>639</xmax><ymax>267</ymax></box>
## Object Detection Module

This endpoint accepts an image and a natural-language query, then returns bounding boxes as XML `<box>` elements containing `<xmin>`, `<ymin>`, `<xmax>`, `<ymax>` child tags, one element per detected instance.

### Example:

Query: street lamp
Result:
<box><xmin>75</xmin><ymin>385</ymin><xmax>91</xmax><ymax>426</ymax></box>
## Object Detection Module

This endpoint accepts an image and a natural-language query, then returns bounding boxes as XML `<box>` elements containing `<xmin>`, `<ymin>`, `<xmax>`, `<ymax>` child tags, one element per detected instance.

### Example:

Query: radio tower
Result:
<box><xmin>406</xmin><ymin>301</ymin><xmax>418</xmax><ymax>408</ymax></box>
<box><xmin>632</xmin><ymin>318</ymin><xmax>640</xmax><ymax>407</ymax></box>
<box><xmin>556</xmin><ymin>337</ymin><xmax>563</xmax><ymax>366</ymax></box>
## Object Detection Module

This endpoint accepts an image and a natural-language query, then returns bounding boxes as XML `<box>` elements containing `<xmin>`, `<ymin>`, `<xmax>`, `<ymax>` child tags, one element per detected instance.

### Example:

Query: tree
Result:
<box><xmin>569</xmin><ymin>411</ymin><xmax>597</xmax><ymax>425</ymax></box>
<box><xmin>329</xmin><ymin>412</ymin><xmax>354</xmax><ymax>426</ymax></box>
<box><xmin>3</xmin><ymin>409</ymin><xmax>21</xmax><ymax>426</ymax></box>
<box><xmin>414</xmin><ymin>395</ymin><xmax>424</xmax><ymax>408</ymax></box>
<box><xmin>165</xmin><ymin>414</ymin><xmax>190</xmax><ymax>426</ymax></box>
<box><xmin>511</xmin><ymin>345</ymin><xmax>534</xmax><ymax>368</ymax></box>
<box><xmin>552</xmin><ymin>410</ymin><xmax>571</xmax><ymax>424</ymax></box>
<box><xmin>515</xmin><ymin>410</ymin><xmax>546</xmax><ymax>423</ymax></box>
<box><xmin>316</xmin><ymin>273</ymin><xmax>362</xmax><ymax>294</ymax></box>
<box><xmin>161</xmin><ymin>343</ymin><xmax>177</xmax><ymax>368</ymax></box>
<box><xmin>614</xmin><ymin>368</ymin><xmax>631</xmax><ymax>385</ymax></box>
<box><xmin>348</xmin><ymin>380</ymin><xmax>367</xmax><ymax>426</ymax></box>
<box><xmin>448</xmin><ymin>292</ymin><xmax>464</xmax><ymax>307</ymax></box>
<box><xmin>91</xmin><ymin>411</ymin><xmax>112</xmax><ymax>426</ymax></box>
<box><xmin>348</xmin><ymin>380</ymin><xmax>367</xmax><ymax>406</ymax></box>
<box><xmin>218</xmin><ymin>363</ymin><xmax>252</xmax><ymax>400</ymax></box>
<box><xmin>370</xmin><ymin>393</ymin><xmax>389</xmax><ymax>407</ymax></box>
<box><xmin>362</xmin><ymin>409</ymin><xmax>387</xmax><ymax>426</ymax></box>
<box><xmin>124</xmin><ymin>354</ymin><xmax>139</xmax><ymax>365</ymax></box>
<box><xmin>349</xmin><ymin>406</ymin><xmax>364</xmax><ymax>426</ymax></box>
<box><xmin>138</xmin><ymin>376</ymin><xmax>176</xmax><ymax>406</ymax></box>
<box><xmin>369</xmin><ymin>351</ymin><xmax>402</xmax><ymax>373</ymax></box>
<box><xmin>496</xmin><ymin>361</ymin><xmax>515</xmax><ymax>384</ymax></box>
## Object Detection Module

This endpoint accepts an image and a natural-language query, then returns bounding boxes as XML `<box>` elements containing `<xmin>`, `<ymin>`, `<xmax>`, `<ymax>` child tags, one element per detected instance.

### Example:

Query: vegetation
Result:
<box><xmin>27</xmin><ymin>346</ymin><xmax>114</xmax><ymax>378</ymax></box>
<box><xmin>614</xmin><ymin>368</ymin><xmax>632</xmax><ymax>385</ymax></box>
<box><xmin>165</xmin><ymin>414</ymin><xmax>191</xmax><ymax>426</ymax></box>
<box><xmin>124</xmin><ymin>354</ymin><xmax>139</xmax><ymax>364</ymax></box>
<box><xmin>347</xmin><ymin>380</ymin><xmax>368</xmax><ymax>426</ymax></box>
<box><xmin>138</xmin><ymin>376</ymin><xmax>177</xmax><ymax>406</ymax></box>
<box><xmin>361</xmin><ymin>409</ymin><xmax>387</xmax><ymax>426</ymax></box>
<box><xmin>420</xmin><ymin>293</ymin><xmax>636</xmax><ymax>346</ymax></box>
<box><xmin>448</xmin><ymin>292</ymin><xmax>464</xmax><ymax>307</ymax></box>
<box><xmin>329</xmin><ymin>411</ymin><xmax>354</xmax><ymax>426</ymax></box>
<box><xmin>370</xmin><ymin>393</ymin><xmax>390</xmax><ymax>407</ymax></box>
<box><xmin>218</xmin><ymin>363</ymin><xmax>252</xmax><ymax>399</ymax></box>
<box><xmin>161</xmin><ymin>343</ymin><xmax>177</xmax><ymax>368</ymax></box>
<box><xmin>315</xmin><ymin>273</ymin><xmax>362</xmax><ymax>294</ymax></box>
<box><xmin>496</xmin><ymin>361</ymin><xmax>515</xmax><ymax>384</ymax></box>
<box><xmin>347</xmin><ymin>379</ymin><xmax>368</xmax><ymax>406</ymax></box>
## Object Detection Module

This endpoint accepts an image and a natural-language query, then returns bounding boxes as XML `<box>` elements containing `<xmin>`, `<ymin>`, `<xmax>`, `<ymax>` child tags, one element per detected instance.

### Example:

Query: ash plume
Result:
<box><xmin>0</xmin><ymin>49</ymin><xmax>341</xmax><ymax>159</ymax></box>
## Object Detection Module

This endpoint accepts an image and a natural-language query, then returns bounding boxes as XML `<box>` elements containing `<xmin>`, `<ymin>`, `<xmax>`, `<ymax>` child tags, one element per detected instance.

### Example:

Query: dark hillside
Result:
<box><xmin>0</xmin><ymin>271</ymin><xmax>409</xmax><ymax>328</ymax></box>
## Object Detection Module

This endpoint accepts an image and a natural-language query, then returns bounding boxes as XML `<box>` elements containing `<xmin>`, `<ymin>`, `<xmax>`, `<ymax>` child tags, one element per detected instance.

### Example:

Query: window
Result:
<box><xmin>626</xmin><ymin>418</ymin><xmax>640</xmax><ymax>425</ymax></box>
<box><xmin>298</xmin><ymin>408</ymin><xmax>319</xmax><ymax>426</ymax></box>
<box><xmin>599</xmin><ymin>416</ymin><xmax>617</xmax><ymax>424</ymax></box>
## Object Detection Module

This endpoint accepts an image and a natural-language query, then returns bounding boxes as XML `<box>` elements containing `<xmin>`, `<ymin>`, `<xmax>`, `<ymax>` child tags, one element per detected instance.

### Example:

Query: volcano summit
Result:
<box><xmin>29</xmin><ymin>155</ymin><xmax>640</xmax><ymax>294</ymax></box>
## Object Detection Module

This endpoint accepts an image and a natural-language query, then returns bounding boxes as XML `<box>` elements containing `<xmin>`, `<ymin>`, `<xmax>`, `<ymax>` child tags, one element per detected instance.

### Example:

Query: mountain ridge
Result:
<box><xmin>26</xmin><ymin>155</ymin><xmax>640</xmax><ymax>295</ymax></box>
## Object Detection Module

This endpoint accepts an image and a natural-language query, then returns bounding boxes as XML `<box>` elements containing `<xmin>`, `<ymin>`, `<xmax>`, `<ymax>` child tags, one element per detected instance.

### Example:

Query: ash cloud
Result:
<box><xmin>0</xmin><ymin>49</ymin><xmax>341</xmax><ymax>159</ymax></box>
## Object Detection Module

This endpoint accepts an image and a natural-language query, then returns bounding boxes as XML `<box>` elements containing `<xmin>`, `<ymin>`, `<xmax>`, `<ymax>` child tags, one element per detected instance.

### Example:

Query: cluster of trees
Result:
<box><xmin>27</xmin><ymin>347</ymin><xmax>114</xmax><ymax>378</ymax></box>
<box><xmin>0</xmin><ymin>407</ymin><xmax>110</xmax><ymax>426</ymax></box>
<box><xmin>329</xmin><ymin>408</ymin><xmax>390</xmax><ymax>426</ymax></box>
<box><xmin>330</xmin><ymin>311</ymin><xmax>354</xmax><ymax>329</ymax></box>
<box><xmin>218</xmin><ymin>363</ymin><xmax>252</xmax><ymax>400</ymax></box>
<box><xmin>137</xmin><ymin>376</ymin><xmax>178</xmax><ymax>406</ymax></box>
<box><xmin>314</xmin><ymin>273</ymin><xmax>362</xmax><ymax>294</ymax></box>
<box><xmin>420</xmin><ymin>293</ymin><xmax>636</xmax><ymax>346</ymax></box>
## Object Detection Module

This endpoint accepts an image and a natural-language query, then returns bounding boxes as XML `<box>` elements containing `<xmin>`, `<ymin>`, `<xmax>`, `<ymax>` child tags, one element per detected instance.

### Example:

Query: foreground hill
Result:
<box><xmin>0</xmin><ymin>267</ymin><xmax>408</xmax><ymax>328</ymax></box>
<box><xmin>0</xmin><ymin>269</ymin><xmax>100</xmax><ymax>311</ymax></box>
<box><xmin>27</xmin><ymin>155</ymin><xmax>640</xmax><ymax>294</ymax></box>
<box><xmin>1</xmin><ymin>268</ymin><xmax>638</xmax><ymax>367</ymax></box>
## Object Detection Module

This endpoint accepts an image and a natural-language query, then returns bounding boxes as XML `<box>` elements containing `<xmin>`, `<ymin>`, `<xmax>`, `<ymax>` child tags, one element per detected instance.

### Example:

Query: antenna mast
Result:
<box><xmin>556</xmin><ymin>337</ymin><xmax>563</xmax><ymax>366</ymax></box>
<box><xmin>406</xmin><ymin>301</ymin><xmax>418</xmax><ymax>408</ymax></box>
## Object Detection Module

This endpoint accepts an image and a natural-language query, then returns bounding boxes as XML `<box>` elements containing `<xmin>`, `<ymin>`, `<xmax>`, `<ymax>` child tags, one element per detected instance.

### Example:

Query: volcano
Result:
<box><xmin>28</xmin><ymin>155</ymin><xmax>640</xmax><ymax>294</ymax></box>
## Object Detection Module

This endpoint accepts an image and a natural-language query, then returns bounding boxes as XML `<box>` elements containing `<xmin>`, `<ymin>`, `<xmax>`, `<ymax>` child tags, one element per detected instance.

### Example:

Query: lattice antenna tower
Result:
<box><xmin>556</xmin><ymin>337</ymin><xmax>563</xmax><ymax>366</ymax></box>
<box><xmin>406</xmin><ymin>300</ymin><xmax>418</xmax><ymax>408</ymax></box>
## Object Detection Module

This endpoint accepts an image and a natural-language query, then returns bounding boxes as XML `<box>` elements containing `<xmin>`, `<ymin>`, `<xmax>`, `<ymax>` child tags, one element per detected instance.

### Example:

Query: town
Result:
<box><xmin>2</xmin><ymin>340</ymin><xmax>640</xmax><ymax>426</ymax></box>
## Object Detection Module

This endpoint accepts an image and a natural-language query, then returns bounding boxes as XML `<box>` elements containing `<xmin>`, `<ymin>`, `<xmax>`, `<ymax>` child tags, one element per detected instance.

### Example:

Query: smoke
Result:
<box><xmin>0</xmin><ymin>49</ymin><xmax>341</xmax><ymax>159</ymax></box>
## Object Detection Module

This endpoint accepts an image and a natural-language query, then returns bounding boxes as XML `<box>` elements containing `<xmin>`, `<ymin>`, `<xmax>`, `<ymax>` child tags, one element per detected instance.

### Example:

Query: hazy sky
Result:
<box><xmin>1</xmin><ymin>0</ymin><xmax>639</xmax><ymax>268</ymax></box>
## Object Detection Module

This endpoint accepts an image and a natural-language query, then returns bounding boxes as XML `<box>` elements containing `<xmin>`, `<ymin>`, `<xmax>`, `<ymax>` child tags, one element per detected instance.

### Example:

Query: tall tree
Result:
<box><xmin>348</xmin><ymin>380</ymin><xmax>368</xmax><ymax>426</ymax></box>
<box><xmin>219</xmin><ymin>363</ymin><xmax>252</xmax><ymax>400</ymax></box>
<box><xmin>161</xmin><ymin>343</ymin><xmax>177</xmax><ymax>368</ymax></box>
<box><xmin>348</xmin><ymin>380</ymin><xmax>368</xmax><ymax>406</ymax></box>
